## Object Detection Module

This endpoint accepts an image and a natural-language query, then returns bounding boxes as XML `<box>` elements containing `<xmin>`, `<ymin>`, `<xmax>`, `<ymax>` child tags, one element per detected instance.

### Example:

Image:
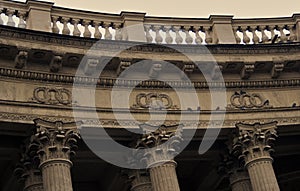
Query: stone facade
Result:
<box><xmin>0</xmin><ymin>1</ymin><xmax>300</xmax><ymax>191</ymax></box>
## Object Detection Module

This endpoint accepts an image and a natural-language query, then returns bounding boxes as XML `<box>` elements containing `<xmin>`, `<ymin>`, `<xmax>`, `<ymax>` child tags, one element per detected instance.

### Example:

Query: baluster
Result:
<box><xmin>153</xmin><ymin>25</ymin><xmax>163</xmax><ymax>43</ymax></box>
<box><xmin>270</xmin><ymin>26</ymin><xmax>276</xmax><ymax>41</ymax></box>
<box><xmin>0</xmin><ymin>10</ymin><xmax>3</xmax><ymax>25</ymax></box>
<box><xmin>204</xmin><ymin>27</ymin><xmax>213</xmax><ymax>44</ymax></box>
<box><xmin>288</xmin><ymin>25</ymin><xmax>297</xmax><ymax>42</ymax></box>
<box><xmin>115</xmin><ymin>23</ymin><xmax>123</xmax><ymax>40</ymax></box>
<box><xmin>252</xmin><ymin>26</ymin><xmax>259</xmax><ymax>44</ymax></box>
<box><xmin>104</xmin><ymin>23</ymin><xmax>112</xmax><ymax>40</ymax></box>
<box><xmin>184</xmin><ymin>26</ymin><xmax>193</xmax><ymax>44</ymax></box>
<box><xmin>122</xmin><ymin>28</ymin><xmax>128</xmax><ymax>41</ymax></box>
<box><xmin>144</xmin><ymin>25</ymin><xmax>153</xmax><ymax>43</ymax></box>
<box><xmin>242</xmin><ymin>27</ymin><xmax>250</xmax><ymax>44</ymax></box>
<box><xmin>279</xmin><ymin>25</ymin><xmax>288</xmax><ymax>42</ymax></box>
<box><xmin>173</xmin><ymin>26</ymin><xmax>183</xmax><ymax>44</ymax></box>
<box><xmin>195</xmin><ymin>28</ymin><xmax>203</xmax><ymax>44</ymax></box>
<box><xmin>6</xmin><ymin>9</ymin><xmax>15</xmax><ymax>27</ymax></box>
<box><xmin>83</xmin><ymin>20</ymin><xmax>91</xmax><ymax>38</ymax></box>
<box><xmin>52</xmin><ymin>16</ymin><xmax>59</xmax><ymax>34</ymax></box>
<box><xmin>71</xmin><ymin>19</ymin><xmax>81</xmax><ymax>37</ymax></box>
<box><xmin>62</xmin><ymin>18</ymin><xmax>70</xmax><ymax>35</ymax></box>
<box><xmin>261</xmin><ymin>27</ymin><xmax>269</xmax><ymax>43</ymax></box>
<box><xmin>94</xmin><ymin>22</ymin><xmax>102</xmax><ymax>39</ymax></box>
<box><xmin>164</xmin><ymin>26</ymin><xmax>173</xmax><ymax>44</ymax></box>
<box><xmin>234</xmin><ymin>27</ymin><xmax>241</xmax><ymax>44</ymax></box>
<box><xmin>17</xmin><ymin>12</ymin><xmax>26</xmax><ymax>28</ymax></box>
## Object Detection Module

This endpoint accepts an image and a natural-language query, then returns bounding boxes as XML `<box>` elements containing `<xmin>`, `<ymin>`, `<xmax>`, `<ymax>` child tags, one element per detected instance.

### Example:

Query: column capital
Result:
<box><xmin>33</xmin><ymin>119</ymin><xmax>81</xmax><ymax>167</ymax></box>
<box><xmin>14</xmin><ymin>140</ymin><xmax>43</xmax><ymax>191</ymax></box>
<box><xmin>136</xmin><ymin>124</ymin><xmax>183</xmax><ymax>168</ymax></box>
<box><xmin>232</xmin><ymin>121</ymin><xmax>278</xmax><ymax>166</ymax></box>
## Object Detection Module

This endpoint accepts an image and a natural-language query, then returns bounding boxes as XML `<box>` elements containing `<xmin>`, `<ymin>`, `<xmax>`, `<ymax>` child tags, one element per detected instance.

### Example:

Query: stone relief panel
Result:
<box><xmin>131</xmin><ymin>93</ymin><xmax>179</xmax><ymax>110</ymax></box>
<box><xmin>227</xmin><ymin>91</ymin><xmax>271</xmax><ymax>109</ymax></box>
<box><xmin>31</xmin><ymin>87</ymin><xmax>72</xmax><ymax>105</ymax></box>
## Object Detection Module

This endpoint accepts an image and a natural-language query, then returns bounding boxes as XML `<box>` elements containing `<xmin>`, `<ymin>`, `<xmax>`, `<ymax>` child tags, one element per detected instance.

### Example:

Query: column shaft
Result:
<box><xmin>149</xmin><ymin>162</ymin><xmax>180</xmax><ymax>191</ymax></box>
<box><xmin>40</xmin><ymin>160</ymin><xmax>73</xmax><ymax>191</ymax></box>
<box><xmin>246</xmin><ymin>158</ymin><xmax>280</xmax><ymax>191</ymax></box>
<box><xmin>229</xmin><ymin>171</ymin><xmax>252</xmax><ymax>191</ymax></box>
<box><xmin>24</xmin><ymin>169</ymin><xmax>43</xmax><ymax>191</ymax></box>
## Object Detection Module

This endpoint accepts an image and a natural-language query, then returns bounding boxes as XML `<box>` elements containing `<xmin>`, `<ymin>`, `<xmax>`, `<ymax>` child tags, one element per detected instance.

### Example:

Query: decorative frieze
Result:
<box><xmin>2</xmin><ymin>67</ymin><xmax>300</xmax><ymax>89</ymax></box>
<box><xmin>131</xmin><ymin>93</ymin><xmax>179</xmax><ymax>110</ymax></box>
<box><xmin>228</xmin><ymin>91</ymin><xmax>271</xmax><ymax>109</ymax></box>
<box><xmin>32</xmin><ymin>87</ymin><xmax>72</xmax><ymax>106</ymax></box>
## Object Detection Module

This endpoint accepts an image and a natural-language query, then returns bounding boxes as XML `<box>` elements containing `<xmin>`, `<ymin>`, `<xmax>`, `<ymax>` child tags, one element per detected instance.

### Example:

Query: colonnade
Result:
<box><xmin>17</xmin><ymin>119</ymin><xmax>280</xmax><ymax>191</ymax></box>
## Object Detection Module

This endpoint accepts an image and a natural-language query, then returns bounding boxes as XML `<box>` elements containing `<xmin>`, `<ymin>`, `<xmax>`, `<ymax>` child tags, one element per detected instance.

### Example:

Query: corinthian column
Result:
<box><xmin>137</xmin><ymin>124</ymin><xmax>183</xmax><ymax>191</ymax></box>
<box><xmin>14</xmin><ymin>141</ymin><xmax>44</xmax><ymax>191</ymax></box>
<box><xmin>233</xmin><ymin>121</ymin><xmax>280</xmax><ymax>191</ymax></box>
<box><xmin>129</xmin><ymin>170</ymin><xmax>152</xmax><ymax>191</ymax></box>
<box><xmin>33</xmin><ymin>119</ymin><xmax>81</xmax><ymax>191</ymax></box>
<box><xmin>219</xmin><ymin>154</ymin><xmax>252</xmax><ymax>191</ymax></box>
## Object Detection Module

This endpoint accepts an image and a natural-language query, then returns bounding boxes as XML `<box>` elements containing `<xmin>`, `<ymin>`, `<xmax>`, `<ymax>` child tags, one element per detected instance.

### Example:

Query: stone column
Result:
<box><xmin>233</xmin><ymin>121</ymin><xmax>280</xmax><ymax>191</ymax></box>
<box><xmin>219</xmin><ymin>154</ymin><xmax>252</xmax><ymax>191</ymax></box>
<box><xmin>137</xmin><ymin>124</ymin><xmax>183</xmax><ymax>191</ymax></box>
<box><xmin>129</xmin><ymin>170</ymin><xmax>152</xmax><ymax>191</ymax></box>
<box><xmin>14</xmin><ymin>139</ymin><xmax>44</xmax><ymax>191</ymax></box>
<box><xmin>33</xmin><ymin>119</ymin><xmax>81</xmax><ymax>191</ymax></box>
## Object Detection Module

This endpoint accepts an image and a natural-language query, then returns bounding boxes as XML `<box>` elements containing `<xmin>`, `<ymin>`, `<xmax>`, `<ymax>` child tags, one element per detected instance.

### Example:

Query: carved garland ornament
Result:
<box><xmin>228</xmin><ymin>91</ymin><xmax>270</xmax><ymax>109</ymax></box>
<box><xmin>131</xmin><ymin>93</ymin><xmax>179</xmax><ymax>110</ymax></box>
<box><xmin>33</xmin><ymin>87</ymin><xmax>72</xmax><ymax>105</ymax></box>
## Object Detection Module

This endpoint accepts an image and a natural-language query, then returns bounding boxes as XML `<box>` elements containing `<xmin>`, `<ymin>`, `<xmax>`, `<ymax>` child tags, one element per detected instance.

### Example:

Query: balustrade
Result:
<box><xmin>144</xmin><ymin>24</ymin><xmax>211</xmax><ymax>45</ymax></box>
<box><xmin>0</xmin><ymin>6</ymin><xmax>27</xmax><ymax>28</ymax></box>
<box><xmin>233</xmin><ymin>18</ymin><xmax>298</xmax><ymax>44</ymax></box>
<box><xmin>0</xmin><ymin>0</ymin><xmax>299</xmax><ymax>44</ymax></box>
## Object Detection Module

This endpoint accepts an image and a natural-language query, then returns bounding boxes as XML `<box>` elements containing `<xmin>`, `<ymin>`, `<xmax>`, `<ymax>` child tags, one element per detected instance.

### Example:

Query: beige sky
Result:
<box><xmin>15</xmin><ymin>0</ymin><xmax>300</xmax><ymax>18</ymax></box>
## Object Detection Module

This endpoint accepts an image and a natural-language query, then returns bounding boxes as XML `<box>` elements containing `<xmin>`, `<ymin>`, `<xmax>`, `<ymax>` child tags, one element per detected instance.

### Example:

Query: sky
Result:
<box><xmin>14</xmin><ymin>0</ymin><xmax>300</xmax><ymax>18</ymax></box>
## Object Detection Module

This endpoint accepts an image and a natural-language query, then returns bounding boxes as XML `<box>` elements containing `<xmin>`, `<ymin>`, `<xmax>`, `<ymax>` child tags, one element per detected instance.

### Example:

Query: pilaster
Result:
<box><xmin>33</xmin><ymin>119</ymin><xmax>81</xmax><ymax>191</ymax></box>
<box><xmin>209</xmin><ymin>15</ymin><xmax>236</xmax><ymax>44</ymax></box>
<box><xmin>121</xmin><ymin>12</ymin><xmax>147</xmax><ymax>42</ymax></box>
<box><xmin>26</xmin><ymin>0</ymin><xmax>54</xmax><ymax>32</ymax></box>
<box><xmin>233</xmin><ymin>122</ymin><xmax>280</xmax><ymax>191</ymax></box>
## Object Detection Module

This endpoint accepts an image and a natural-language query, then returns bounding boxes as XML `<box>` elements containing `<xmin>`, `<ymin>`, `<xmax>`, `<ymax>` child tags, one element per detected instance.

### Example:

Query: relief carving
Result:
<box><xmin>228</xmin><ymin>91</ymin><xmax>271</xmax><ymax>109</ymax></box>
<box><xmin>131</xmin><ymin>93</ymin><xmax>179</xmax><ymax>110</ymax></box>
<box><xmin>32</xmin><ymin>87</ymin><xmax>72</xmax><ymax>105</ymax></box>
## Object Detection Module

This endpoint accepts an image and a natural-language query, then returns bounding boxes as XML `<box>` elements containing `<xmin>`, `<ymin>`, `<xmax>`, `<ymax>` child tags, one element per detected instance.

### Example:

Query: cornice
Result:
<box><xmin>1</xmin><ymin>25</ymin><xmax>300</xmax><ymax>55</ymax></box>
<box><xmin>1</xmin><ymin>67</ymin><xmax>300</xmax><ymax>89</ymax></box>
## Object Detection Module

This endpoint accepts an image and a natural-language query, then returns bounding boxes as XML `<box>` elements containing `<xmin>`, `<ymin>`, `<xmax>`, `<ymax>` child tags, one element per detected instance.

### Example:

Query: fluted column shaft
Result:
<box><xmin>23</xmin><ymin>169</ymin><xmax>44</xmax><ymax>191</ymax></box>
<box><xmin>40</xmin><ymin>159</ymin><xmax>73</xmax><ymax>191</ymax></box>
<box><xmin>130</xmin><ymin>171</ymin><xmax>152</xmax><ymax>191</ymax></box>
<box><xmin>229</xmin><ymin>170</ymin><xmax>252</xmax><ymax>191</ymax></box>
<box><xmin>245</xmin><ymin>157</ymin><xmax>279</xmax><ymax>191</ymax></box>
<box><xmin>149</xmin><ymin>161</ymin><xmax>180</xmax><ymax>191</ymax></box>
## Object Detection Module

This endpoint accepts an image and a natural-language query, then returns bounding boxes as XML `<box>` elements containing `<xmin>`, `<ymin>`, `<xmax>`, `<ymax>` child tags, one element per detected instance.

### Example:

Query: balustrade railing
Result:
<box><xmin>0</xmin><ymin>0</ymin><xmax>299</xmax><ymax>45</ymax></box>
<box><xmin>0</xmin><ymin>1</ymin><xmax>27</xmax><ymax>28</ymax></box>
<box><xmin>143</xmin><ymin>17</ymin><xmax>213</xmax><ymax>44</ymax></box>
<box><xmin>232</xmin><ymin>17</ymin><xmax>298</xmax><ymax>44</ymax></box>
<box><xmin>51</xmin><ymin>7</ymin><xmax>125</xmax><ymax>39</ymax></box>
